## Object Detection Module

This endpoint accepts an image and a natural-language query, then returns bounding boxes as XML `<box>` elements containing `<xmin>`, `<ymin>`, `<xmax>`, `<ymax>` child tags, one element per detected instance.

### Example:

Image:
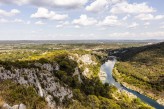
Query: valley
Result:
<box><xmin>111</xmin><ymin>42</ymin><xmax>164</xmax><ymax>105</ymax></box>
<box><xmin>0</xmin><ymin>40</ymin><xmax>163</xmax><ymax>109</ymax></box>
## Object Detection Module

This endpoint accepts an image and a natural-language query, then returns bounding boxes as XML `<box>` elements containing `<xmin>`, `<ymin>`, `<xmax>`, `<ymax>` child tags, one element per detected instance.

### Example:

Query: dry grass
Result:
<box><xmin>0</xmin><ymin>96</ymin><xmax>5</xmax><ymax>108</ymax></box>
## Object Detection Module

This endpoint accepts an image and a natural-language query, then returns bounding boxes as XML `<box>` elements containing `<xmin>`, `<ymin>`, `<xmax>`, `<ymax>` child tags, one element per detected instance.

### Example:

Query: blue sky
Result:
<box><xmin>0</xmin><ymin>0</ymin><xmax>164</xmax><ymax>40</ymax></box>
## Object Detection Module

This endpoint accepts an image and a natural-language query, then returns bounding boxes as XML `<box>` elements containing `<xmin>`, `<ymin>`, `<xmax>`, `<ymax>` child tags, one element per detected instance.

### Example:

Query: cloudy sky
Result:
<box><xmin>0</xmin><ymin>0</ymin><xmax>164</xmax><ymax>40</ymax></box>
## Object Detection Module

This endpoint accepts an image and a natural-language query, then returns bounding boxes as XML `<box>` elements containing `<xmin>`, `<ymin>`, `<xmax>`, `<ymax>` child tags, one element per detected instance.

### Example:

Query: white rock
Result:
<box><xmin>82</xmin><ymin>68</ymin><xmax>89</xmax><ymax>76</ymax></box>
<box><xmin>0</xmin><ymin>62</ymin><xmax>73</xmax><ymax>109</ymax></box>
<box><xmin>19</xmin><ymin>103</ymin><xmax>26</xmax><ymax>109</ymax></box>
<box><xmin>41</xmin><ymin>64</ymin><xmax>53</xmax><ymax>71</ymax></box>
<box><xmin>79</xmin><ymin>54</ymin><xmax>93</xmax><ymax>65</ymax></box>
<box><xmin>2</xmin><ymin>103</ymin><xmax>12</xmax><ymax>109</ymax></box>
<box><xmin>12</xmin><ymin>105</ymin><xmax>19</xmax><ymax>109</ymax></box>
<box><xmin>36</xmin><ymin>79</ymin><xmax>44</xmax><ymax>97</ymax></box>
<box><xmin>45</xmin><ymin>95</ymin><xmax>56</xmax><ymax>108</ymax></box>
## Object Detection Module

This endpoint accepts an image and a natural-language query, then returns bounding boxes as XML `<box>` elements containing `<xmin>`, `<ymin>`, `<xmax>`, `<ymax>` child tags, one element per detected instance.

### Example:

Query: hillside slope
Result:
<box><xmin>0</xmin><ymin>49</ymin><xmax>153</xmax><ymax>109</ymax></box>
<box><xmin>112</xmin><ymin>42</ymin><xmax>164</xmax><ymax>105</ymax></box>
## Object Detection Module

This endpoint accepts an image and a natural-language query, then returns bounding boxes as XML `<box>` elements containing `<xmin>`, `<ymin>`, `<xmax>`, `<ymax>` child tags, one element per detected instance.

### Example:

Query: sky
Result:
<box><xmin>0</xmin><ymin>0</ymin><xmax>164</xmax><ymax>40</ymax></box>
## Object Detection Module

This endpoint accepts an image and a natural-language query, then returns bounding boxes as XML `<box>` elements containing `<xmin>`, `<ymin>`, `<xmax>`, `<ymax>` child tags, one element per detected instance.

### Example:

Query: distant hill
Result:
<box><xmin>110</xmin><ymin>42</ymin><xmax>164</xmax><ymax>61</ymax></box>
<box><xmin>0</xmin><ymin>40</ymin><xmax>162</xmax><ymax>44</ymax></box>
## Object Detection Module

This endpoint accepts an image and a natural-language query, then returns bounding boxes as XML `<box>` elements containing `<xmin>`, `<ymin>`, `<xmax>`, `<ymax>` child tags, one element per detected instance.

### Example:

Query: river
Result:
<box><xmin>99</xmin><ymin>58</ymin><xmax>164</xmax><ymax>109</ymax></box>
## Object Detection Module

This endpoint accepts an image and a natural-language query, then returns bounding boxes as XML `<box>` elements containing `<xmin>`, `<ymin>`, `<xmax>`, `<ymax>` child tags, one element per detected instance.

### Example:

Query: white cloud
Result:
<box><xmin>74</xmin><ymin>25</ymin><xmax>80</xmax><ymax>28</ymax></box>
<box><xmin>135</xmin><ymin>14</ymin><xmax>153</xmax><ymax>20</ymax></box>
<box><xmin>110</xmin><ymin>31</ymin><xmax>164</xmax><ymax>38</ymax></box>
<box><xmin>26</xmin><ymin>21</ymin><xmax>31</xmax><ymax>24</ymax></box>
<box><xmin>56</xmin><ymin>25</ymin><xmax>63</xmax><ymax>28</ymax></box>
<box><xmin>31</xmin><ymin>7</ymin><xmax>68</xmax><ymax>20</ymax></box>
<box><xmin>86</xmin><ymin>0</ymin><xmax>108</xmax><ymax>12</ymax></box>
<box><xmin>110</xmin><ymin>32</ymin><xmax>133</xmax><ymax>37</ymax></box>
<box><xmin>72</xmin><ymin>14</ymin><xmax>97</xmax><ymax>26</ymax></box>
<box><xmin>11</xmin><ymin>9</ymin><xmax>21</xmax><ymax>14</ymax></box>
<box><xmin>0</xmin><ymin>18</ymin><xmax>29</xmax><ymax>24</ymax></box>
<box><xmin>128</xmin><ymin>22</ymin><xmax>139</xmax><ymax>28</ymax></box>
<box><xmin>160</xmin><ymin>25</ymin><xmax>164</xmax><ymax>29</ymax></box>
<box><xmin>122</xmin><ymin>14</ymin><xmax>130</xmax><ymax>20</ymax></box>
<box><xmin>98</xmin><ymin>15</ymin><xmax>122</xmax><ymax>26</ymax></box>
<box><xmin>0</xmin><ymin>9</ymin><xmax>20</xmax><ymax>17</ymax></box>
<box><xmin>135</xmin><ymin>14</ymin><xmax>164</xmax><ymax>20</ymax></box>
<box><xmin>35</xmin><ymin>20</ymin><xmax>45</xmax><ymax>25</ymax></box>
<box><xmin>86</xmin><ymin>0</ymin><xmax>123</xmax><ymax>12</ymax></box>
<box><xmin>144</xmin><ymin>22</ymin><xmax>150</xmax><ymax>26</ymax></box>
<box><xmin>0</xmin><ymin>18</ymin><xmax>9</xmax><ymax>23</ymax></box>
<box><xmin>140</xmin><ymin>31</ymin><xmax>164</xmax><ymax>38</ymax></box>
<box><xmin>12</xmin><ymin>19</ymin><xmax>29</xmax><ymax>24</ymax></box>
<box><xmin>155</xmin><ymin>15</ymin><xmax>164</xmax><ymax>20</ymax></box>
<box><xmin>0</xmin><ymin>0</ymin><xmax>88</xmax><ymax>8</ymax></box>
<box><xmin>99</xmin><ymin>27</ymin><xmax>107</xmax><ymax>30</ymax></box>
<box><xmin>45</xmin><ymin>0</ymin><xmax>88</xmax><ymax>8</ymax></box>
<box><xmin>0</xmin><ymin>0</ymin><xmax>29</xmax><ymax>5</ymax></box>
<box><xmin>56</xmin><ymin>21</ymin><xmax>70</xmax><ymax>28</ymax></box>
<box><xmin>13</xmin><ymin>19</ymin><xmax>24</xmax><ymax>23</ymax></box>
<box><xmin>59</xmin><ymin>21</ymin><xmax>70</xmax><ymax>25</ymax></box>
<box><xmin>110</xmin><ymin>2</ymin><xmax>156</xmax><ymax>14</ymax></box>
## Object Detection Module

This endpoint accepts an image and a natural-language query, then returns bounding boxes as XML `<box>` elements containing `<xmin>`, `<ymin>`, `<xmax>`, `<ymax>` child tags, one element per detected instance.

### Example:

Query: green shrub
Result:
<box><xmin>0</xmin><ymin>80</ymin><xmax>47</xmax><ymax>109</ymax></box>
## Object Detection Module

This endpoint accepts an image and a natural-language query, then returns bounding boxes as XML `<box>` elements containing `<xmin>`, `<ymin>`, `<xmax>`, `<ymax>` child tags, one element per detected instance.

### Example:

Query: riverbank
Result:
<box><xmin>99</xmin><ymin>60</ymin><xmax>154</xmax><ymax>109</ymax></box>
<box><xmin>113</xmin><ymin>66</ymin><xmax>164</xmax><ymax>106</ymax></box>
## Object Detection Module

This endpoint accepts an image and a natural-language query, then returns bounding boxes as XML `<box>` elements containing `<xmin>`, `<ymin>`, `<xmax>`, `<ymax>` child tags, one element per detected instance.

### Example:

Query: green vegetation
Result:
<box><xmin>0</xmin><ymin>42</ymin><xmax>157</xmax><ymax>109</ymax></box>
<box><xmin>69</xmin><ymin>84</ymin><xmax>153</xmax><ymax>109</ymax></box>
<box><xmin>113</xmin><ymin>42</ymin><xmax>164</xmax><ymax>101</ymax></box>
<box><xmin>0</xmin><ymin>80</ymin><xmax>47</xmax><ymax>109</ymax></box>
<box><xmin>59</xmin><ymin>73</ymin><xmax>152</xmax><ymax>109</ymax></box>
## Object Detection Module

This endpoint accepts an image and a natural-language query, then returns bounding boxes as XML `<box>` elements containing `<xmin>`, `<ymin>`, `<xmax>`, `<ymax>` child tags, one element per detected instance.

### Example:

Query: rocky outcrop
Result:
<box><xmin>78</xmin><ymin>54</ymin><xmax>97</xmax><ymax>65</ymax></box>
<box><xmin>69</xmin><ymin>54</ymin><xmax>98</xmax><ymax>78</ymax></box>
<box><xmin>99</xmin><ymin>71</ymin><xmax>107</xmax><ymax>83</ymax></box>
<box><xmin>0</xmin><ymin>62</ymin><xmax>72</xmax><ymax>108</ymax></box>
<box><xmin>2</xmin><ymin>103</ymin><xmax>26</xmax><ymax>109</ymax></box>
<box><xmin>0</xmin><ymin>53</ymin><xmax>100</xmax><ymax>108</ymax></box>
<box><xmin>73</xmin><ymin>67</ymin><xmax>83</xmax><ymax>83</ymax></box>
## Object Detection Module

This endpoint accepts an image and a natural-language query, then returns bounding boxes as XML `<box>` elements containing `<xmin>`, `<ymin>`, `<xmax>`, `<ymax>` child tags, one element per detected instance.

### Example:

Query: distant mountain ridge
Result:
<box><xmin>0</xmin><ymin>40</ymin><xmax>163</xmax><ymax>44</ymax></box>
<box><xmin>109</xmin><ymin>41</ymin><xmax>164</xmax><ymax>61</ymax></box>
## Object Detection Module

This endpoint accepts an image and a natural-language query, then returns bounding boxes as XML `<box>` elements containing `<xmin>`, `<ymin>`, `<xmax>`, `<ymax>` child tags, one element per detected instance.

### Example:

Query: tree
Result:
<box><xmin>87</xmin><ymin>95</ymin><xmax>100</xmax><ymax>109</ymax></box>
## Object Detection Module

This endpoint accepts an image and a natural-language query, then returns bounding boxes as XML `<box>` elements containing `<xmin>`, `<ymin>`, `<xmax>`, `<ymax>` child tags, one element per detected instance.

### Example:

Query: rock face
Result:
<box><xmin>73</xmin><ymin>67</ymin><xmax>83</xmax><ymax>83</ymax></box>
<box><xmin>0</xmin><ymin>62</ymin><xmax>72</xmax><ymax>108</ymax></box>
<box><xmin>69</xmin><ymin>54</ymin><xmax>98</xmax><ymax>78</ymax></box>
<box><xmin>2</xmin><ymin>103</ymin><xmax>26</xmax><ymax>109</ymax></box>
<box><xmin>0</xmin><ymin>54</ymin><xmax>100</xmax><ymax>109</ymax></box>
<box><xmin>78</xmin><ymin>54</ymin><xmax>97</xmax><ymax>65</ymax></box>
